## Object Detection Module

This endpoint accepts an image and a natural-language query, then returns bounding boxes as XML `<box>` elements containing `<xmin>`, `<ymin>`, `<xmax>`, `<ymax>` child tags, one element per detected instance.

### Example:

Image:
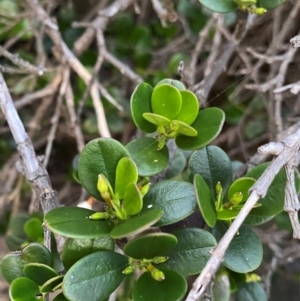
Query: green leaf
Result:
<box><xmin>174</xmin><ymin>90</ymin><xmax>199</xmax><ymax>125</ymax></box>
<box><xmin>244</xmin><ymin>215</ymin><xmax>274</xmax><ymax>226</ymax></box>
<box><xmin>217</xmin><ymin>209</ymin><xmax>240</xmax><ymax>220</ymax></box>
<box><xmin>115</xmin><ymin>157</ymin><xmax>138</xmax><ymax>199</ymax></box>
<box><xmin>142</xmin><ymin>112</ymin><xmax>171</xmax><ymax>126</ymax></box>
<box><xmin>130</xmin><ymin>82</ymin><xmax>156</xmax><ymax>133</ymax></box>
<box><xmin>174</xmin><ymin>120</ymin><xmax>198</xmax><ymax>136</ymax></box>
<box><xmin>24</xmin><ymin>218</ymin><xmax>43</xmax><ymax>242</ymax></box>
<box><xmin>40</xmin><ymin>275</ymin><xmax>64</xmax><ymax>293</ymax></box>
<box><xmin>160</xmin><ymin>228</ymin><xmax>217</xmax><ymax>276</ymax></box>
<box><xmin>21</xmin><ymin>243</ymin><xmax>53</xmax><ymax>267</ymax></box>
<box><xmin>0</xmin><ymin>253</ymin><xmax>25</xmax><ymax>284</ymax></box>
<box><xmin>123</xmin><ymin>183</ymin><xmax>143</xmax><ymax>217</ymax></box>
<box><xmin>236</xmin><ymin>282</ymin><xmax>267</xmax><ymax>301</ymax></box>
<box><xmin>212</xmin><ymin>270</ymin><xmax>231</xmax><ymax>301</ymax></box>
<box><xmin>9</xmin><ymin>277</ymin><xmax>41</xmax><ymax>301</ymax></box>
<box><xmin>212</xmin><ymin>222</ymin><xmax>263</xmax><ymax>273</ymax></box>
<box><xmin>110</xmin><ymin>209</ymin><xmax>163</xmax><ymax>239</ymax></box>
<box><xmin>124</xmin><ymin>233</ymin><xmax>177</xmax><ymax>259</ymax></box>
<box><xmin>62</xmin><ymin>236</ymin><xmax>114</xmax><ymax>270</ymax></box>
<box><xmin>151</xmin><ymin>84</ymin><xmax>182</xmax><ymax>120</ymax></box>
<box><xmin>143</xmin><ymin>180</ymin><xmax>197</xmax><ymax>226</ymax></box>
<box><xmin>44</xmin><ymin>207</ymin><xmax>114</xmax><ymax>238</ymax></box>
<box><xmin>63</xmin><ymin>251</ymin><xmax>128</xmax><ymax>301</ymax></box>
<box><xmin>199</xmin><ymin>0</ymin><xmax>238</xmax><ymax>13</ymax></box>
<box><xmin>189</xmin><ymin>145</ymin><xmax>233</xmax><ymax>197</ymax></box>
<box><xmin>194</xmin><ymin>174</ymin><xmax>217</xmax><ymax>228</ymax></box>
<box><xmin>78</xmin><ymin>138</ymin><xmax>130</xmax><ymax>200</ymax></box>
<box><xmin>176</xmin><ymin>107</ymin><xmax>225</xmax><ymax>150</ymax></box>
<box><xmin>257</xmin><ymin>0</ymin><xmax>286</xmax><ymax>10</ymax></box>
<box><xmin>23</xmin><ymin>263</ymin><xmax>58</xmax><ymax>286</ymax></box>
<box><xmin>246</xmin><ymin>163</ymin><xmax>300</xmax><ymax>216</ymax></box>
<box><xmin>126</xmin><ymin>137</ymin><xmax>169</xmax><ymax>176</ymax></box>
<box><xmin>133</xmin><ymin>268</ymin><xmax>187</xmax><ymax>301</ymax></box>
<box><xmin>155</xmin><ymin>79</ymin><xmax>186</xmax><ymax>91</ymax></box>
<box><xmin>228</xmin><ymin>177</ymin><xmax>256</xmax><ymax>203</ymax></box>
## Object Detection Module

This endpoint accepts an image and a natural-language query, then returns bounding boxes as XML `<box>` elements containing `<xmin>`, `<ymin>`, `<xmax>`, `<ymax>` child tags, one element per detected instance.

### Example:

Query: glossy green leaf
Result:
<box><xmin>9</xmin><ymin>277</ymin><xmax>41</xmax><ymax>301</ymax></box>
<box><xmin>236</xmin><ymin>282</ymin><xmax>267</xmax><ymax>301</ymax></box>
<box><xmin>23</xmin><ymin>263</ymin><xmax>58</xmax><ymax>286</ymax></box>
<box><xmin>189</xmin><ymin>145</ymin><xmax>233</xmax><ymax>197</ymax></box>
<box><xmin>199</xmin><ymin>0</ymin><xmax>237</xmax><ymax>13</ymax></box>
<box><xmin>212</xmin><ymin>222</ymin><xmax>263</xmax><ymax>273</ymax></box>
<box><xmin>194</xmin><ymin>174</ymin><xmax>217</xmax><ymax>228</ymax></box>
<box><xmin>78</xmin><ymin>138</ymin><xmax>130</xmax><ymax>200</ymax></box>
<box><xmin>212</xmin><ymin>270</ymin><xmax>231</xmax><ymax>301</ymax></box>
<box><xmin>24</xmin><ymin>218</ymin><xmax>43</xmax><ymax>242</ymax></box>
<box><xmin>123</xmin><ymin>182</ymin><xmax>143</xmax><ymax>217</ymax></box>
<box><xmin>257</xmin><ymin>0</ymin><xmax>286</xmax><ymax>10</ymax></box>
<box><xmin>165</xmin><ymin>149</ymin><xmax>186</xmax><ymax>179</ymax></box>
<box><xmin>155</xmin><ymin>79</ymin><xmax>186</xmax><ymax>91</ymax></box>
<box><xmin>62</xmin><ymin>236</ymin><xmax>114</xmax><ymax>270</ymax></box>
<box><xmin>126</xmin><ymin>137</ymin><xmax>169</xmax><ymax>176</ymax></box>
<box><xmin>63</xmin><ymin>251</ymin><xmax>128</xmax><ymax>301</ymax></box>
<box><xmin>151</xmin><ymin>84</ymin><xmax>182</xmax><ymax>120</ymax></box>
<box><xmin>160</xmin><ymin>228</ymin><xmax>217</xmax><ymax>276</ymax></box>
<box><xmin>0</xmin><ymin>253</ymin><xmax>25</xmax><ymax>284</ymax></box>
<box><xmin>228</xmin><ymin>177</ymin><xmax>256</xmax><ymax>203</ymax></box>
<box><xmin>44</xmin><ymin>207</ymin><xmax>114</xmax><ymax>238</ymax></box>
<box><xmin>124</xmin><ymin>233</ymin><xmax>177</xmax><ymax>259</ymax></box>
<box><xmin>217</xmin><ymin>209</ymin><xmax>240</xmax><ymax>220</ymax></box>
<box><xmin>176</xmin><ymin>107</ymin><xmax>225</xmax><ymax>150</ymax></box>
<box><xmin>174</xmin><ymin>90</ymin><xmax>199</xmax><ymax>125</ymax></box>
<box><xmin>130</xmin><ymin>82</ymin><xmax>156</xmax><ymax>133</ymax></box>
<box><xmin>142</xmin><ymin>112</ymin><xmax>171</xmax><ymax>126</ymax></box>
<box><xmin>133</xmin><ymin>268</ymin><xmax>187</xmax><ymax>301</ymax></box>
<box><xmin>110</xmin><ymin>209</ymin><xmax>163</xmax><ymax>239</ymax></box>
<box><xmin>21</xmin><ymin>243</ymin><xmax>53</xmax><ymax>267</ymax></box>
<box><xmin>143</xmin><ymin>180</ymin><xmax>197</xmax><ymax>226</ymax></box>
<box><xmin>246</xmin><ymin>163</ymin><xmax>300</xmax><ymax>216</ymax></box>
<box><xmin>40</xmin><ymin>275</ymin><xmax>64</xmax><ymax>293</ymax></box>
<box><xmin>244</xmin><ymin>215</ymin><xmax>274</xmax><ymax>226</ymax></box>
<box><xmin>174</xmin><ymin>120</ymin><xmax>198</xmax><ymax>136</ymax></box>
<box><xmin>53</xmin><ymin>293</ymin><xmax>69</xmax><ymax>301</ymax></box>
<box><xmin>115</xmin><ymin>157</ymin><xmax>138</xmax><ymax>199</ymax></box>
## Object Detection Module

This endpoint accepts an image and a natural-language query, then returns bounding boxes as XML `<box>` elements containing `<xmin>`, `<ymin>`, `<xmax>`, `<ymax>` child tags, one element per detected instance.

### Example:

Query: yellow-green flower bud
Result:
<box><xmin>151</xmin><ymin>267</ymin><xmax>165</xmax><ymax>281</ymax></box>
<box><xmin>230</xmin><ymin>192</ymin><xmax>243</xmax><ymax>205</ymax></box>
<box><xmin>89</xmin><ymin>212</ymin><xmax>110</xmax><ymax>220</ymax></box>
<box><xmin>122</xmin><ymin>265</ymin><xmax>135</xmax><ymax>274</ymax></box>
<box><xmin>140</xmin><ymin>183</ymin><xmax>150</xmax><ymax>197</ymax></box>
<box><xmin>152</xmin><ymin>256</ymin><xmax>168</xmax><ymax>264</ymax></box>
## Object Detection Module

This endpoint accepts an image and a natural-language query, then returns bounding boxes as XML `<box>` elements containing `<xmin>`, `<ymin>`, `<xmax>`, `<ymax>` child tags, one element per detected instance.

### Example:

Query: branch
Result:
<box><xmin>186</xmin><ymin>127</ymin><xmax>300</xmax><ymax>301</ymax></box>
<box><xmin>0</xmin><ymin>72</ymin><xmax>60</xmax><ymax>249</ymax></box>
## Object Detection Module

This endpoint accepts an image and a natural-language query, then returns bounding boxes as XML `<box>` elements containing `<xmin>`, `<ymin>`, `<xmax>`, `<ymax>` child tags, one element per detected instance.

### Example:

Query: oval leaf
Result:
<box><xmin>176</xmin><ymin>107</ymin><xmax>225</xmax><ymax>150</ymax></box>
<box><xmin>160</xmin><ymin>228</ymin><xmax>217</xmax><ymax>276</ymax></box>
<box><xmin>63</xmin><ymin>251</ymin><xmax>128</xmax><ymax>301</ymax></box>
<box><xmin>124</xmin><ymin>233</ymin><xmax>177</xmax><ymax>259</ymax></box>
<box><xmin>9</xmin><ymin>277</ymin><xmax>40</xmax><ymax>301</ymax></box>
<box><xmin>173</xmin><ymin>120</ymin><xmax>198</xmax><ymax>137</ymax></box>
<box><xmin>246</xmin><ymin>163</ymin><xmax>300</xmax><ymax>216</ymax></box>
<box><xmin>115</xmin><ymin>157</ymin><xmax>138</xmax><ymax>199</ymax></box>
<box><xmin>78</xmin><ymin>138</ymin><xmax>130</xmax><ymax>200</ymax></box>
<box><xmin>44</xmin><ymin>207</ymin><xmax>114</xmax><ymax>238</ymax></box>
<box><xmin>212</xmin><ymin>222</ymin><xmax>263</xmax><ymax>273</ymax></box>
<box><xmin>257</xmin><ymin>0</ymin><xmax>286</xmax><ymax>10</ymax></box>
<box><xmin>174</xmin><ymin>90</ymin><xmax>199</xmax><ymax>125</ymax></box>
<box><xmin>155</xmin><ymin>79</ymin><xmax>186</xmax><ymax>91</ymax></box>
<box><xmin>194</xmin><ymin>173</ymin><xmax>217</xmax><ymax>228</ymax></box>
<box><xmin>40</xmin><ymin>275</ymin><xmax>64</xmax><ymax>293</ymax></box>
<box><xmin>189</xmin><ymin>145</ymin><xmax>233</xmax><ymax>197</ymax></box>
<box><xmin>199</xmin><ymin>0</ymin><xmax>237</xmax><ymax>13</ymax></box>
<box><xmin>126</xmin><ymin>137</ymin><xmax>169</xmax><ymax>176</ymax></box>
<box><xmin>24</xmin><ymin>263</ymin><xmax>58</xmax><ymax>286</ymax></box>
<box><xmin>151</xmin><ymin>84</ymin><xmax>182</xmax><ymax>120</ymax></box>
<box><xmin>24</xmin><ymin>218</ymin><xmax>43</xmax><ymax>242</ymax></box>
<box><xmin>0</xmin><ymin>253</ymin><xmax>25</xmax><ymax>284</ymax></box>
<box><xmin>228</xmin><ymin>177</ymin><xmax>256</xmax><ymax>203</ymax></box>
<box><xmin>123</xmin><ymin>183</ymin><xmax>143</xmax><ymax>217</ymax></box>
<box><xmin>142</xmin><ymin>112</ymin><xmax>171</xmax><ymax>126</ymax></box>
<box><xmin>110</xmin><ymin>209</ymin><xmax>163</xmax><ymax>239</ymax></box>
<box><xmin>21</xmin><ymin>243</ymin><xmax>53</xmax><ymax>267</ymax></box>
<box><xmin>133</xmin><ymin>268</ymin><xmax>187</xmax><ymax>301</ymax></box>
<box><xmin>62</xmin><ymin>236</ymin><xmax>114</xmax><ymax>270</ymax></box>
<box><xmin>130</xmin><ymin>82</ymin><xmax>156</xmax><ymax>133</ymax></box>
<box><xmin>143</xmin><ymin>180</ymin><xmax>197</xmax><ymax>226</ymax></box>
